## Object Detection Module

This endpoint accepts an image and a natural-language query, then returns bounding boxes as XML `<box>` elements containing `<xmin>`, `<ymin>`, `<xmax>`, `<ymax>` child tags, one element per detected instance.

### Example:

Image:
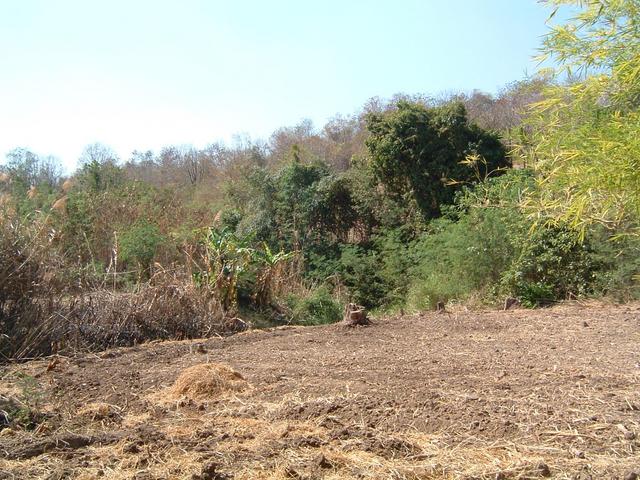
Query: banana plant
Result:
<box><xmin>254</xmin><ymin>242</ymin><xmax>295</xmax><ymax>307</ymax></box>
<box><xmin>198</xmin><ymin>227</ymin><xmax>255</xmax><ymax>312</ymax></box>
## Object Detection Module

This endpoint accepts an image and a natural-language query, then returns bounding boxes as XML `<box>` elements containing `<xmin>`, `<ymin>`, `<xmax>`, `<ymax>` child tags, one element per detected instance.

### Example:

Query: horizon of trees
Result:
<box><xmin>0</xmin><ymin>76</ymin><xmax>549</xmax><ymax>184</ymax></box>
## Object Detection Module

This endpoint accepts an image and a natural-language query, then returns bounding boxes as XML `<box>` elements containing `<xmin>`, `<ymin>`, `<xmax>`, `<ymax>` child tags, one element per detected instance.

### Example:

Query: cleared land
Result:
<box><xmin>1</xmin><ymin>302</ymin><xmax>639</xmax><ymax>479</ymax></box>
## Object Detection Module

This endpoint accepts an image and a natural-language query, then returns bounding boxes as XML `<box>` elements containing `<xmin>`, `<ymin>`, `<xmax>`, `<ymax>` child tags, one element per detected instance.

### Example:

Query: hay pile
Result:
<box><xmin>78</xmin><ymin>402</ymin><xmax>120</xmax><ymax>421</ymax></box>
<box><xmin>168</xmin><ymin>363</ymin><xmax>248</xmax><ymax>400</ymax></box>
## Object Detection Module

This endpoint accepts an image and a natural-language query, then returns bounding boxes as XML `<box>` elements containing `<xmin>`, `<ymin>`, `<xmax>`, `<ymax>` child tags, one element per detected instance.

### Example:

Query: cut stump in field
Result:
<box><xmin>224</xmin><ymin>317</ymin><xmax>249</xmax><ymax>333</ymax></box>
<box><xmin>504</xmin><ymin>297</ymin><xmax>520</xmax><ymax>310</ymax></box>
<box><xmin>342</xmin><ymin>303</ymin><xmax>369</xmax><ymax>327</ymax></box>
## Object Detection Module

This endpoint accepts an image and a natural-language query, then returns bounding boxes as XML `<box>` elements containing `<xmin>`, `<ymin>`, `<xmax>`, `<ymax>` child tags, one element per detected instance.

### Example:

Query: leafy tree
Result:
<box><xmin>365</xmin><ymin>101</ymin><xmax>509</xmax><ymax>219</ymax></box>
<box><xmin>272</xmin><ymin>159</ymin><xmax>330</xmax><ymax>249</ymax></box>
<box><xmin>308</xmin><ymin>175</ymin><xmax>358</xmax><ymax>242</ymax></box>
<box><xmin>76</xmin><ymin>159</ymin><xmax>124</xmax><ymax>193</ymax></box>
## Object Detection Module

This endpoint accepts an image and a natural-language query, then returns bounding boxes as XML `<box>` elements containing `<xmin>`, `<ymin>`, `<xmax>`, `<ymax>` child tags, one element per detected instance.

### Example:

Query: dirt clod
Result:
<box><xmin>6</xmin><ymin>433</ymin><xmax>118</xmax><ymax>460</ymax></box>
<box><xmin>313</xmin><ymin>453</ymin><xmax>332</xmax><ymax>469</ymax></box>
<box><xmin>536</xmin><ymin>462</ymin><xmax>551</xmax><ymax>477</ymax></box>
<box><xmin>122</xmin><ymin>441</ymin><xmax>141</xmax><ymax>454</ymax></box>
<box><xmin>0</xmin><ymin>410</ymin><xmax>9</xmax><ymax>427</ymax></box>
<box><xmin>194</xmin><ymin>461</ymin><xmax>229</xmax><ymax>480</ymax></box>
<box><xmin>224</xmin><ymin>317</ymin><xmax>249</xmax><ymax>332</ymax></box>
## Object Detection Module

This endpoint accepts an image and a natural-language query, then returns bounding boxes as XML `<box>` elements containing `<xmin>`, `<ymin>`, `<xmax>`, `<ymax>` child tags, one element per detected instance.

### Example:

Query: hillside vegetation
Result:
<box><xmin>1</xmin><ymin>0</ymin><xmax>640</xmax><ymax>360</ymax></box>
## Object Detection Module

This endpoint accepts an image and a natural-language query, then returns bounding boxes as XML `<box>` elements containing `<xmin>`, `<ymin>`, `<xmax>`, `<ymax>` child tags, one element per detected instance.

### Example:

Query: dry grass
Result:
<box><xmin>58</xmin><ymin>276</ymin><xmax>225</xmax><ymax>353</ymax></box>
<box><xmin>1</xmin><ymin>394</ymin><xmax>638</xmax><ymax>479</ymax></box>
<box><xmin>1</xmin><ymin>202</ymin><xmax>233</xmax><ymax>361</ymax></box>
<box><xmin>167</xmin><ymin>363</ymin><xmax>249</xmax><ymax>401</ymax></box>
<box><xmin>1</xmin><ymin>249</ymin><xmax>229</xmax><ymax>359</ymax></box>
<box><xmin>77</xmin><ymin>402</ymin><xmax>122</xmax><ymax>421</ymax></box>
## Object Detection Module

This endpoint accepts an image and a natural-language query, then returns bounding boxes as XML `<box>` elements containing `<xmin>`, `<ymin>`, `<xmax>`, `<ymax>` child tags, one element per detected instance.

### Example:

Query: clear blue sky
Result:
<box><xmin>0</xmin><ymin>0</ymin><xmax>556</xmax><ymax>170</ymax></box>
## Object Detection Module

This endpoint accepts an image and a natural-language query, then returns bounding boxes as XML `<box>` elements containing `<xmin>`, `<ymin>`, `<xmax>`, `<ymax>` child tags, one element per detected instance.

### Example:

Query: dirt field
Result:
<box><xmin>1</xmin><ymin>302</ymin><xmax>639</xmax><ymax>479</ymax></box>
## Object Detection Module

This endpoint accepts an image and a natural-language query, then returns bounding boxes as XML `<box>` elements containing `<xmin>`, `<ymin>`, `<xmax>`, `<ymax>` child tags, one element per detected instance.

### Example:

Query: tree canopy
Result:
<box><xmin>365</xmin><ymin>101</ymin><xmax>509</xmax><ymax>219</ymax></box>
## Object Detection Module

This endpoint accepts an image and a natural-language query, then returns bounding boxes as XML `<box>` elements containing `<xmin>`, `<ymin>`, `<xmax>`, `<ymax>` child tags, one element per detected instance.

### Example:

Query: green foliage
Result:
<box><xmin>218</xmin><ymin>209</ymin><xmax>242</xmax><ymax>231</ymax></box>
<box><xmin>522</xmin><ymin>0</ymin><xmax>640</xmax><ymax>236</ymax></box>
<box><xmin>193</xmin><ymin>227</ymin><xmax>296</xmax><ymax>312</ymax></box>
<box><xmin>338</xmin><ymin>244</ymin><xmax>388</xmax><ymax>309</ymax></box>
<box><xmin>287</xmin><ymin>287</ymin><xmax>342</xmax><ymax>326</ymax></box>
<box><xmin>119</xmin><ymin>221</ymin><xmax>165</xmax><ymax>272</ymax></box>
<box><xmin>587</xmin><ymin>228</ymin><xmax>640</xmax><ymax>300</ymax></box>
<box><xmin>5</xmin><ymin>373</ymin><xmax>46</xmax><ymax>431</ymax></box>
<box><xmin>308</xmin><ymin>175</ymin><xmax>359</xmax><ymax>242</ymax></box>
<box><xmin>405</xmin><ymin>170</ymin><xmax>601</xmax><ymax>309</ymax></box>
<box><xmin>58</xmin><ymin>179</ymin><xmax>176</xmax><ymax>275</ymax></box>
<box><xmin>272</xmin><ymin>160</ymin><xmax>330</xmax><ymax>249</ymax></box>
<box><xmin>499</xmin><ymin>226</ymin><xmax>598</xmax><ymax>307</ymax></box>
<box><xmin>406</xmin><ymin>214</ymin><xmax>515</xmax><ymax>310</ymax></box>
<box><xmin>404</xmin><ymin>171</ymin><xmax>528</xmax><ymax>309</ymax></box>
<box><xmin>196</xmin><ymin>227</ymin><xmax>255</xmax><ymax>312</ymax></box>
<box><xmin>365</xmin><ymin>101</ymin><xmax>509</xmax><ymax>219</ymax></box>
<box><xmin>338</xmin><ymin>228</ymin><xmax>416</xmax><ymax>309</ymax></box>
<box><xmin>76</xmin><ymin>159</ymin><xmax>124</xmax><ymax>193</ymax></box>
<box><xmin>233</xmin><ymin>161</ymin><xmax>330</xmax><ymax>248</ymax></box>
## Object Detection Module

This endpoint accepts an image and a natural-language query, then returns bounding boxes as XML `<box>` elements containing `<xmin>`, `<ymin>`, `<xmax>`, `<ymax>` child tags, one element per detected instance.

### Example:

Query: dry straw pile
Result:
<box><xmin>168</xmin><ymin>363</ymin><xmax>249</xmax><ymax>401</ymax></box>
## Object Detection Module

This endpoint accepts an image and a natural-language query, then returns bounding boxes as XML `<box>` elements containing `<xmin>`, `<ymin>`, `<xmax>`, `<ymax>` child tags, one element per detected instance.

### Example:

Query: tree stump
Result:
<box><xmin>224</xmin><ymin>317</ymin><xmax>249</xmax><ymax>333</ymax></box>
<box><xmin>342</xmin><ymin>303</ymin><xmax>369</xmax><ymax>327</ymax></box>
<box><xmin>503</xmin><ymin>297</ymin><xmax>520</xmax><ymax>310</ymax></box>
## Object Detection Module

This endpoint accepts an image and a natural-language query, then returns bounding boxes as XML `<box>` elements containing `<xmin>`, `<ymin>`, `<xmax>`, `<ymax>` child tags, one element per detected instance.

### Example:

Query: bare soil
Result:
<box><xmin>1</xmin><ymin>302</ymin><xmax>639</xmax><ymax>479</ymax></box>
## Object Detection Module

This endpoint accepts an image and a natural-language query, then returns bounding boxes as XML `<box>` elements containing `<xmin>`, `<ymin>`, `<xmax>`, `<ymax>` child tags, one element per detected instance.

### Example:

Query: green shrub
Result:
<box><xmin>499</xmin><ymin>225</ymin><xmax>597</xmax><ymax>306</ymax></box>
<box><xmin>119</xmin><ymin>221</ymin><xmax>165</xmax><ymax>272</ymax></box>
<box><xmin>587</xmin><ymin>229</ymin><xmax>640</xmax><ymax>301</ymax></box>
<box><xmin>338</xmin><ymin>244</ymin><xmax>388</xmax><ymax>309</ymax></box>
<box><xmin>405</xmin><ymin>204</ymin><xmax>522</xmax><ymax>310</ymax></box>
<box><xmin>404</xmin><ymin>169</ymin><xmax>599</xmax><ymax>309</ymax></box>
<box><xmin>337</xmin><ymin>228</ymin><xmax>417</xmax><ymax>310</ymax></box>
<box><xmin>287</xmin><ymin>287</ymin><xmax>342</xmax><ymax>326</ymax></box>
<box><xmin>219</xmin><ymin>209</ymin><xmax>242</xmax><ymax>231</ymax></box>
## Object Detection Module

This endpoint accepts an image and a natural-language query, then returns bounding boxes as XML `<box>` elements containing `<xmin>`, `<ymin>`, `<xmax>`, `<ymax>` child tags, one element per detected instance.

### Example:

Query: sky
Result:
<box><xmin>0</xmin><ymin>0</ymin><xmax>557</xmax><ymax>170</ymax></box>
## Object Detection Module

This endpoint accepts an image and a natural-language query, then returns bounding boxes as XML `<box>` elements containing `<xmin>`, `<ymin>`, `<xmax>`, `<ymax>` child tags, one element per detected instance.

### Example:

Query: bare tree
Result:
<box><xmin>5</xmin><ymin>147</ymin><xmax>63</xmax><ymax>190</ymax></box>
<box><xmin>79</xmin><ymin>143</ymin><xmax>118</xmax><ymax>167</ymax></box>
